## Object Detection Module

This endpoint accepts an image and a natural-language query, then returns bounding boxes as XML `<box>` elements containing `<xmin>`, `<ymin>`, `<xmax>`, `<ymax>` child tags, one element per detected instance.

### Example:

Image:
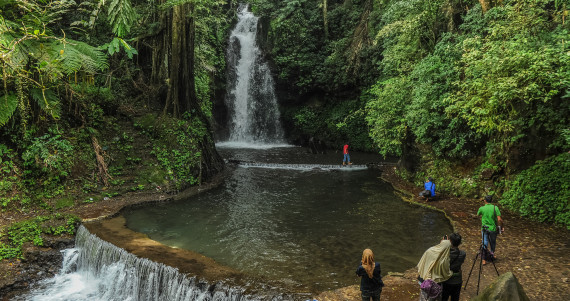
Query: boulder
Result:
<box><xmin>470</xmin><ymin>272</ymin><xmax>529</xmax><ymax>301</ymax></box>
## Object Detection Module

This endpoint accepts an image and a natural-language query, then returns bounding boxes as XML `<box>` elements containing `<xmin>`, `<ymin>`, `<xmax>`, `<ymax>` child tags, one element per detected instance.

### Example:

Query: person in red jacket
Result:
<box><xmin>343</xmin><ymin>143</ymin><xmax>352</xmax><ymax>165</ymax></box>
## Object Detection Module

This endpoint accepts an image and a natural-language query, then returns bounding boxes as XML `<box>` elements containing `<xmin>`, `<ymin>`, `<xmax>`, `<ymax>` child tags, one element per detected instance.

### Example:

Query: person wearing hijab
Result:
<box><xmin>417</xmin><ymin>239</ymin><xmax>453</xmax><ymax>301</ymax></box>
<box><xmin>356</xmin><ymin>248</ymin><xmax>384</xmax><ymax>301</ymax></box>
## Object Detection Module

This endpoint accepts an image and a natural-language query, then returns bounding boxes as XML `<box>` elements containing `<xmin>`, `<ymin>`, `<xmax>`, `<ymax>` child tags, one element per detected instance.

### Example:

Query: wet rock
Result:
<box><xmin>471</xmin><ymin>272</ymin><xmax>529</xmax><ymax>301</ymax></box>
<box><xmin>0</xmin><ymin>235</ymin><xmax>75</xmax><ymax>298</ymax></box>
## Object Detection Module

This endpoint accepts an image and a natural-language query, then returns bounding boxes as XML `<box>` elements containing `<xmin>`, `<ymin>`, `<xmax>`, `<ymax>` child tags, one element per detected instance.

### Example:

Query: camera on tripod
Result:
<box><xmin>465</xmin><ymin>225</ymin><xmax>500</xmax><ymax>295</ymax></box>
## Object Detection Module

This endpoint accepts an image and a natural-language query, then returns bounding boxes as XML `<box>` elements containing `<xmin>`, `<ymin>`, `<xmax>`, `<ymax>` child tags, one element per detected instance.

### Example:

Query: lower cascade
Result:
<box><xmin>16</xmin><ymin>226</ymin><xmax>275</xmax><ymax>301</ymax></box>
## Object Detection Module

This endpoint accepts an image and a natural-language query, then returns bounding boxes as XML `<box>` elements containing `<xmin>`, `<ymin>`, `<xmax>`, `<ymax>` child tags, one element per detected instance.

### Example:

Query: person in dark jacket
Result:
<box><xmin>441</xmin><ymin>233</ymin><xmax>466</xmax><ymax>301</ymax></box>
<box><xmin>356</xmin><ymin>248</ymin><xmax>384</xmax><ymax>301</ymax></box>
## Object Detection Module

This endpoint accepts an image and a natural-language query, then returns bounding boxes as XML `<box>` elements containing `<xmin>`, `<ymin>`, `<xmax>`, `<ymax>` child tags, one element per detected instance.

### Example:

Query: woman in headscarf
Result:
<box><xmin>417</xmin><ymin>239</ymin><xmax>453</xmax><ymax>301</ymax></box>
<box><xmin>356</xmin><ymin>248</ymin><xmax>384</xmax><ymax>301</ymax></box>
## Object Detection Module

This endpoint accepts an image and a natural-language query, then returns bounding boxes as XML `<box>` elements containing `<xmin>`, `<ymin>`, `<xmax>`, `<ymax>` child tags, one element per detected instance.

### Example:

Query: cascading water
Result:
<box><xmin>223</xmin><ymin>4</ymin><xmax>285</xmax><ymax>145</ymax></box>
<box><xmin>15</xmin><ymin>226</ymin><xmax>266</xmax><ymax>301</ymax></box>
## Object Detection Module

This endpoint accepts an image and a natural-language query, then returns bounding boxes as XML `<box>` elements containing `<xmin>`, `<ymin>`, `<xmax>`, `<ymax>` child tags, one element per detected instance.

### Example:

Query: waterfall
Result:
<box><xmin>16</xmin><ymin>226</ymin><xmax>287</xmax><ymax>301</ymax></box>
<box><xmin>223</xmin><ymin>4</ymin><xmax>285</xmax><ymax>145</ymax></box>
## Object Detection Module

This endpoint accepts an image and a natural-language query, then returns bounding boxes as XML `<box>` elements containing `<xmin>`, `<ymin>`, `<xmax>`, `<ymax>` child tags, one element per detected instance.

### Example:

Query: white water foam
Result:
<box><xmin>15</xmin><ymin>226</ymin><xmax>273</xmax><ymax>301</ymax></box>
<box><xmin>216</xmin><ymin>141</ymin><xmax>294</xmax><ymax>149</ymax></box>
<box><xmin>238</xmin><ymin>162</ymin><xmax>369</xmax><ymax>171</ymax></box>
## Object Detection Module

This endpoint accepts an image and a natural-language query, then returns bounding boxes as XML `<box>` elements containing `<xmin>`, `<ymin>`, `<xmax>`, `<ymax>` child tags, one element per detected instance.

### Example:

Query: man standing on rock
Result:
<box><xmin>477</xmin><ymin>195</ymin><xmax>504</xmax><ymax>264</ymax></box>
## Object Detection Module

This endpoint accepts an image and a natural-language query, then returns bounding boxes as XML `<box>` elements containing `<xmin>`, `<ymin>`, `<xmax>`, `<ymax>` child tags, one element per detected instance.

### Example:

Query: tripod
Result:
<box><xmin>464</xmin><ymin>233</ymin><xmax>499</xmax><ymax>295</ymax></box>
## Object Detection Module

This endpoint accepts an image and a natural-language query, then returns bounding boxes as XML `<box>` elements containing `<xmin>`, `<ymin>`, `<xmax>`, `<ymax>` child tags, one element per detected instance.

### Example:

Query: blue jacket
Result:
<box><xmin>424</xmin><ymin>181</ymin><xmax>436</xmax><ymax>197</ymax></box>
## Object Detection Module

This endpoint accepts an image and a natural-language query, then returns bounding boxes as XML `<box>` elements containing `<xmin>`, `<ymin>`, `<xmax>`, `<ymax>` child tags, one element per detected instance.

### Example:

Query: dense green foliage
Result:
<box><xmin>0</xmin><ymin>0</ymin><xmax>234</xmax><ymax>259</ymax></box>
<box><xmin>501</xmin><ymin>153</ymin><xmax>570</xmax><ymax>229</ymax></box>
<box><xmin>0</xmin><ymin>214</ymin><xmax>80</xmax><ymax>259</ymax></box>
<box><xmin>0</xmin><ymin>0</ymin><xmax>233</xmax><ymax>201</ymax></box>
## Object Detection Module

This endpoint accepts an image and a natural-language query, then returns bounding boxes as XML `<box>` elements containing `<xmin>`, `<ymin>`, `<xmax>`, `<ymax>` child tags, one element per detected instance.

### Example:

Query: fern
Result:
<box><xmin>29</xmin><ymin>88</ymin><xmax>61</xmax><ymax>120</ymax></box>
<box><xmin>107</xmin><ymin>0</ymin><xmax>137</xmax><ymax>37</ymax></box>
<box><xmin>53</xmin><ymin>40</ymin><xmax>109</xmax><ymax>74</ymax></box>
<box><xmin>43</xmin><ymin>0</ymin><xmax>76</xmax><ymax>25</ymax></box>
<box><xmin>0</xmin><ymin>19</ymin><xmax>30</xmax><ymax>71</ymax></box>
<box><xmin>0</xmin><ymin>94</ymin><xmax>19</xmax><ymax>127</ymax></box>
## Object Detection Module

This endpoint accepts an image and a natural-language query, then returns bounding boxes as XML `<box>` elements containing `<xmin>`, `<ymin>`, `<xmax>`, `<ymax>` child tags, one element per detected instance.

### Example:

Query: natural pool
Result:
<box><xmin>124</xmin><ymin>146</ymin><xmax>453</xmax><ymax>294</ymax></box>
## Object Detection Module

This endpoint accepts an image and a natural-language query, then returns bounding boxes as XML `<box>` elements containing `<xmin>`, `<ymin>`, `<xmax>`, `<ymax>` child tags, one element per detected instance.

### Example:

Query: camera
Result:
<box><xmin>442</xmin><ymin>234</ymin><xmax>448</xmax><ymax>240</ymax></box>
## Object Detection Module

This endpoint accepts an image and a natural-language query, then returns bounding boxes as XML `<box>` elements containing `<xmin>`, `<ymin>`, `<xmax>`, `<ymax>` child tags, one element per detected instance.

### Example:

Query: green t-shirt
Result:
<box><xmin>477</xmin><ymin>203</ymin><xmax>501</xmax><ymax>232</ymax></box>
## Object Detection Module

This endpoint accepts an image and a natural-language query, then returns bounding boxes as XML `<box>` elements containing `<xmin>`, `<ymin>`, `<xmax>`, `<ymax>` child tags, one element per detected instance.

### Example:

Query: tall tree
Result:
<box><xmin>164</xmin><ymin>3</ymin><xmax>196</xmax><ymax>118</ymax></box>
<box><xmin>322</xmin><ymin>0</ymin><xmax>329</xmax><ymax>40</ymax></box>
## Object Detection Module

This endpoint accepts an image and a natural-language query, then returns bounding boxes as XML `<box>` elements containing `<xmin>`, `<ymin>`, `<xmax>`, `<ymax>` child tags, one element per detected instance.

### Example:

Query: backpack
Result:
<box><xmin>420</xmin><ymin>279</ymin><xmax>442</xmax><ymax>299</ymax></box>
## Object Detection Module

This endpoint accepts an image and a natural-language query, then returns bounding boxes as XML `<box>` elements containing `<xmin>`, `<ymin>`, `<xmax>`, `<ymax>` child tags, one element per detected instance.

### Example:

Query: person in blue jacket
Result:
<box><xmin>419</xmin><ymin>177</ymin><xmax>436</xmax><ymax>201</ymax></box>
<box><xmin>356</xmin><ymin>248</ymin><xmax>384</xmax><ymax>301</ymax></box>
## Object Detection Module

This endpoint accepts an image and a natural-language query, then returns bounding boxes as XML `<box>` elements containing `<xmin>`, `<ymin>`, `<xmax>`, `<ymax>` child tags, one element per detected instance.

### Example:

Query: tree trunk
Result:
<box><xmin>346</xmin><ymin>0</ymin><xmax>372</xmax><ymax>74</ymax></box>
<box><xmin>479</xmin><ymin>0</ymin><xmax>490</xmax><ymax>13</ymax></box>
<box><xmin>479</xmin><ymin>0</ymin><xmax>502</xmax><ymax>13</ymax></box>
<box><xmin>323</xmin><ymin>0</ymin><xmax>328</xmax><ymax>40</ymax></box>
<box><xmin>145</xmin><ymin>2</ymin><xmax>224</xmax><ymax>180</ymax></box>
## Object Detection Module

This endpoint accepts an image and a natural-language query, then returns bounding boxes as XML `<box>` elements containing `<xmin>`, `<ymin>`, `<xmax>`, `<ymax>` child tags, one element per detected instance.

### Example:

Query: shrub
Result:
<box><xmin>22</xmin><ymin>127</ymin><xmax>74</xmax><ymax>183</ymax></box>
<box><xmin>501</xmin><ymin>153</ymin><xmax>570</xmax><ymax>229</ymax></box>
<box><xmin>148</xmin><ymin>114</ymin><xmax>205</xmax><ymax>189</ymax></box>
<box><xmin>0</xmin><ymin>214</ymin><xmax>80</xmax><ymax>259</ymax></box>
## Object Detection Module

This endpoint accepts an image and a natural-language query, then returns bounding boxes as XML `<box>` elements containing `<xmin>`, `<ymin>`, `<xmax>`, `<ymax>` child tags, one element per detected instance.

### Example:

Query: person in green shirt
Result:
<box><xmin>476</xmin><ymin>195</ymin><xmax>504</xmax><ymax>264</ymax></box>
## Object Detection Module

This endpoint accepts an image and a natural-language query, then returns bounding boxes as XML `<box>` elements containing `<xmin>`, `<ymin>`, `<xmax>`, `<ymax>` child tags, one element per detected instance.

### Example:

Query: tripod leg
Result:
<box><xmin>476</xmin><ymin>245</ymin><xmax>483</xmax><ymax>295</ymax></box>
<box><xmin>464</xmin><ymin>245</ymin><xmax>481</xmax><ymax>289</ymax></box>
<box><xmin>489</xmin><ymin>255</ymin><xmax>500</xmax><ymax>276</ymax></box>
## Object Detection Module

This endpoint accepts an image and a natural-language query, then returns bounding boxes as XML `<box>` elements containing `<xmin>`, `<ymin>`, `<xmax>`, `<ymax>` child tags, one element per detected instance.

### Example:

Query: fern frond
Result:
<box><xmin>0</xmin><ymin>93</ymin><xmax>19</xmax><ymax>128</ymax></box>
<box><xmin>0</xmin><ymin>19</ymin><xmax>31</xmax><ymax>71</ymax></box>
<box><xmin>44</xmin><ymin>0</ymin><xmax>76</xmax><ymax>25</ymax></box>
<box><xmin>54</xmin><ymin>40</ymin><xmax>109</xmax><ymax>74</ymax></box>
<box><xmin>30</xmin><ymin>88</ymin><xmax>61</xmax><ymax>120</ymax></box>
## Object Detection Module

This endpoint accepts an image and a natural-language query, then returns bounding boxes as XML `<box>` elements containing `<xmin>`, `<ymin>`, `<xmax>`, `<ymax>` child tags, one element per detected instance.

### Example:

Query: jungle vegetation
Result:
<box><xmin>0</xmin><ymin>0</ymin><xmax>568</xmax><ymax>258</ymax></box>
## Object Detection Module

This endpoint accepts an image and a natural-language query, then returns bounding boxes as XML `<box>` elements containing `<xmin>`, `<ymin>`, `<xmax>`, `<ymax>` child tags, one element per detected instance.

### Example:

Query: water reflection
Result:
<box><xmin>125</xmin><ymin>148</ymin><xmax>452</xmax><ymax>293</ymax></box>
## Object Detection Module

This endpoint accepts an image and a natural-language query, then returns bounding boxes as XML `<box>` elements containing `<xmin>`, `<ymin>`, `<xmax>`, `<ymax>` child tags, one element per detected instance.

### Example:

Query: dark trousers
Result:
<box><xmin>441</xmin><ymin>283</ymin><xmax>461</xmax><ymax>301</ymax></box>
<box><xmin>482</xmin><ymin>229</ymin><xmax>498</xmax><ymax>253</ymax></box>
<box><xmin>361</xmin><ymin>289</ymin><xmax>382</xmax><ymax>301</ymax></box>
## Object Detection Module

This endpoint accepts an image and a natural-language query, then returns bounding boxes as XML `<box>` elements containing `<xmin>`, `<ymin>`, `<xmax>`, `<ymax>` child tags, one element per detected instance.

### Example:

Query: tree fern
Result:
<box><xmin>0</xmin><ymin>94</ymin><xmax>19</xmax><ymax>127</ymax></box>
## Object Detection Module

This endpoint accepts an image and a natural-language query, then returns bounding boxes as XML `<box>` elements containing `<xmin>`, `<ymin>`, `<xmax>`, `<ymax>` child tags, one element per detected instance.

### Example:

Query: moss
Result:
<box><xmin>54</xmin><ymin>197</ymin><xmax>75</xmax><ymax>209</ymax></box>
<box><xmin>134</xmin><ymin>114</ymin><xmax>158</xmax><ymax>132</ymax></box>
